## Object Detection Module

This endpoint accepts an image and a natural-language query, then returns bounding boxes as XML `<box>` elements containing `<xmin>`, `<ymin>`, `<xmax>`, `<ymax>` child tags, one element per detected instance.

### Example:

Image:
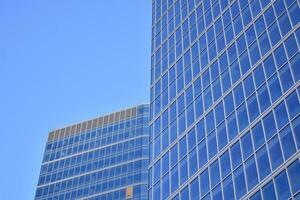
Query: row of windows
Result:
<box><xmin>36</xmin><ymin>160</ymin><xmax>148</xmax><ymax>199</ymax></box>
<box><xmin>149</xmin><ymin>112</ymin><xmax>300</xmax><ymax>199</ymax></box>
<box><xmin>43</xmin><ymin>125</ymin><xmax>148</xmax><ymax>163</ymax></box>
<box><xmin>149</xmin><ymin>51</ymin><xmax>300</xmax><ymax>164</ymax></box>
<box><xmin>150</xmin><ymin>5</ymin><xmax>299</xmax><ymax>126</ymax></box>
<box><xmin>37</xmin><ymin>183</ymin><xmax>147</xmax><ymax>200</ymax></box>
<box><xmin>86</xmin><ymin>184</ymin><xmax>148</xmax><ymax>200</ymax></box>
<box><xmin>45</xmin><ymin>114</ymin><xmax>148</xmax><ymax>154</ymax></box>
<box><xmin>151</xmin><ymin>158</ymin><xmax>300</xmax><ymax>200</ymax></box>
<box><xmin>41</xmin><ymin>136</ymin><xmax>148</xmax><ymax>175</ymax></box>
<box><xmin>39</xmin><ymin>147</ymin><xmax>148</xmax><ymax>186</ymax></box>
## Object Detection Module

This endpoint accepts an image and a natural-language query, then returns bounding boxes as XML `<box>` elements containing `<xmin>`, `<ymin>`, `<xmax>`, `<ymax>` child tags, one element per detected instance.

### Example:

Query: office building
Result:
<box><xmin>149</xmin><ymin>0</ymin><xmax>300</xmax><ymax>199</ymax></box>
<box><xmin>35</xmin><ymin>104</ymin><xmax>149</xmax><ymax>200</ymax></box>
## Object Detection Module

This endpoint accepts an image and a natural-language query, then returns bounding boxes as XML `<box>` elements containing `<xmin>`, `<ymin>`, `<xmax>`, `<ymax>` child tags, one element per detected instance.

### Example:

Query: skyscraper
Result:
<box><xmin>35</xmin><ymin>104</ymin><xmax>149</xmax><ymax>200</ymax></box>
<box><xmin>149</xmin><ymin>0</ymin><xmax>300</xmax><ymax>199</ymax></box>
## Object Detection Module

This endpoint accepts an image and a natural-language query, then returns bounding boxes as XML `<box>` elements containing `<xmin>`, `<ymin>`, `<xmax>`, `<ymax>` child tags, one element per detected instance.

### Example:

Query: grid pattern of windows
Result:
<box><xmin>149</xmin><ymin>0</ymin><xmax>300</xmax><ymax>199</ymax></box>
<box><xmin>35</xmin><ymin>105</ymin><xmax>149</xmax><ymax>200</ymax></box>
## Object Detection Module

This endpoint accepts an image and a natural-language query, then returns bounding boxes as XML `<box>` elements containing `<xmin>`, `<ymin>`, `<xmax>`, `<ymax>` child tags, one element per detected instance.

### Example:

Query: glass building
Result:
<box><xmin>35</xmin><ymin>104</ymin><xmax>149</xmax><ymax>200</ymax></box>
<box><xmin>149</xmin><ymin>0</ymin><xmax>300</xmax><ymax>200</ymax></box>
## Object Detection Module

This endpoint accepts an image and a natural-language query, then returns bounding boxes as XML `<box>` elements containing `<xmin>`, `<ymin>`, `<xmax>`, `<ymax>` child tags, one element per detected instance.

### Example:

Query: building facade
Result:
<box><xmin>149</xmin><ymin>0</ymin><xmax>300</xmax><ymax>200</ymax></box>
<box><xmin>35</xmin><ymin>104</ymin><xmax>149</xmax><ymax>200</ymax></box>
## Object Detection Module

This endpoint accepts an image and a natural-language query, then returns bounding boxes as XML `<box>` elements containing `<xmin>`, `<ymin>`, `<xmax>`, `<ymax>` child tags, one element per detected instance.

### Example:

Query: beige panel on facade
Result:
<box><xmin>125</xmin><ymin>186</ymin><xmax>133</xmax><ymax>199</ymax></box>
<box><xmin>98</xmin><ymin>117</ymin><xmax>103</xmax><ymax>128</ymax></box>
<box><xmin>131</xmin><ymin>107</ymin><xmax>137</xmax><ymax>117</ymax></box>
<box><xmin>108</xmin><ymin>113</ymin><xmax>114</xmax><ymax>123</ymax></box>
<box><xmin>120</xmin><ymin>110</ymin><xmax>126</xmax><ymax>120</ymax></box>
<box><xmin>48</xmin><ymin>131</ymin><xmax>55</xmax><ymax>141</ymax></box>
<box><xmin>76</xmin><ymin>123</ymin><xmax>81</xmax><ymax>134</ymax></box>
<box><xmin>92</xmin><ymin>118</ymin><xmax>98</xmax><ymax>129</ymax></box>
<box><xmin>80</xmin><ymin>121</ymin><xmax>87</xmax><ymax>133</ymax></box>
<box><xmin>65</xmin><ymin>126</ymin><xmax>71</xmax><ymax>137</ymax></box>
<box><xmin>71</xmin><ymin>125</ymin><xmax>76</xmax><ymax>135</ymax></box>
<box><xmin>87</xmin><ymin>120</ymin><xmax>92</xmax><ymax>130</ymax></box>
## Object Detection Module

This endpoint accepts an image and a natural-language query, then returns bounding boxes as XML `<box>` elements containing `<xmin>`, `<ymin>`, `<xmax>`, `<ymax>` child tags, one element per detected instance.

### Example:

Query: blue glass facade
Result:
<box><xmin>149</xmin><ymin>0</ymin><xmax>300</xmax><ymax>199</ymax></box>
<box><xmin>35</xmin><ymin>105</ymin><xmax>149</xmax><ymax>200</ymax></box>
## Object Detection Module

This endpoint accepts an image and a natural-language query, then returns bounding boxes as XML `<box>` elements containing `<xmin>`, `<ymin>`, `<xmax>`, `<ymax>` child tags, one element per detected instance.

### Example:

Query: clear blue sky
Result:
<box><xmin>0</xmin><ymin>1</ymin><xmax>151</xmax><ymax>199</ymax></box>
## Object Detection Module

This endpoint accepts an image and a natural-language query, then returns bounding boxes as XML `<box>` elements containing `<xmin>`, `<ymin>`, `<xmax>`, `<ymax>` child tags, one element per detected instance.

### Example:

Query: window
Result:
<box><xmin>247</xmin><ymin>94</ymin><xmax>260</xmax><ymax>122</ymax></box>
<box><xmin>292</xmin><ymin>116</ymin><xmax>300</xmax><ymax>149</ymax></box>
<box><xmin>262</xmin><ymin>181</ymin><xmax>276</xmax><ymax>200</ymax></box>
<box><xmin>286</xmin><ymin>91</ymin><xmax>300</xmax><ymax>119</ymax></box>
<box><xmin>237</xmin><ymin>103</ymin><xmax>249</xmax><ymax>132</ymax></box>
<box><xmin>180</xmin><ymin>157</ymin><xmax>188</xmax><ymax>185</ymax></box>
<box><xmin>220</xmin><ymin>151</ymin><xmax>231</xmax><ymax>180</ymax></box>
<box><xmin>180</xmin><ymin>186</ymin><xmax>189</xmax><ymax>200</ymax></box>
<box><xmin>171</xmin><ymin>165</ymin><xmax>179</xmax><ymax>193</ymax></box>
<box><xmin>161</xmin><ymin>174</ymin><xmax>170</xmax><ymax>199</ymax></box>
<box><xmin>274</xmin><ymin>102</ymin><xmax>288</xmax><ymax>130</ymax></box>
<box><xmin>171</xmin><ymin>144</ymin><xmax>178</xmax><ymax>167</ymax></box>
<box><xmin>189</xmin><ymin>148</ymin><xmax>198</xmax><ymax>177</ymax></box>
<box><xmin>279</xmin><ymin>125</ymin><xmax>296</xmax><ymax>160</ymax></box>
<box><xmin>198</xmin><ymin>140</ymin><xmax>207</xmax><ymax>168</ymax></box>
<box><xmin>223</xmin><ymin>175</ymin><xmax>235</xmax><ymax>200</ymax></box>
<box><xmin>290</xmin><ymin>53</ymin><xmax>300</xmax><ymax>81</ymax></box>
<box><xmin>262</xmin><ymin>112</ymin><xmax>276</xmax><ymax>140</ymax></box>
<box><xmin>274</xmin><ymin>171</ymin><xmax>291</xmax><ymax>200</ymax></box>
<box><xmin>227</xmin><ymin>113</ymin><xmax>238</xmax><ymax>141</ymax></box>
<box><xmin>179</xmin><ymin>136</ymin><xmax>187</xmax><ymax>159</ymax></box>
<box><xmin>162</xmin><ymin>153</ymin><xmax>169</xmax><ymax>175</ymax></box>
<box><xmin>234</xmin><ymin>83</ymin><xmax>245</xmax><ymax>106</ymax></box>
<box><xmin>256</xmin><ymin>145</ymin><xmax>271</xmax><ymax>180</ymax></box>
<box><xmin>210</xmin><ymin>160</ymin><xmax>220</xmax><ymax>188</ymax></box>
<box><xmin>190</xmin><ymin>178</ymin><xmax>200</xmax><ymax>200</ymax></box>
<box><xmin>279</xmin><ymin>64</ymin><xmax>294</xmax><ymax>92</ymax></box>
<box><xmin>234</xmin><ymin>166</ymin><xmax>246</xmax><ymax>199</ymax></box>
<box><xmin>208</xmin><ymin>131</ymin><xmax>217</xmax><ymax>159</ymax></box>
<box><xmin>224</xmin><ymin>92</ymin><xmax>234</xmax><ymax>116</ymax></box>
<box><xmin>217</xmin><ymin>122</ymin><xmax>227</xmax><ymax>150</ymax></box>
<box><xmin>196</xmin><ymin>119</ymin><xmax>205</xmax><ymax>142</ymax></box>
<box><xmin>154</xmin><ymin>161</ymin><xmax>161</xmax><ymax>183</ymax></box>
<box><xmin>268</xmin><ymin>74</ymin><xmax>282</xmax><ymax>103</ymax></box>
<box><xmin>287</xmin><ymin>160</ymin><xmax>300</xmax><ymax>194</ymax></box>
<box><xmin>258</xmin><ymin>83</ymin><xmax>271</xmax><ymax>112</ymax></box>
<box><xmin>241</xmin><ymin>131</ymin><xmax>253</xmax><ymax>159</ymax></box>
<box><xmin>215</xmin><ymin>102</ymin><xmax>225</xmax><ymax>125</ymax></box>
<box><xmin>188</xmin><ymin>128</ymin><xmax>196</xmax><ymax>150</ymax></box>
<box><xmin>245</xmin><ymin>156</ymin><xmax>258</xmax><ymax>190</ymax></box>
<box><xmin>252</xmin><ymin>122</ymin><xmax>265</xmax><ymax>150</ymax></box>
<box><xmin>200</xmin><ymin>169</ymin><xmax>209</xmax><ymax>198</ymax></box>
<box><xmin>230</xmin><ymin>142</ymin><xmax>242</xmax><ymax>169</ymax></box>
<box><xmin>244</xmin><ymin>74</ymin><xmax>255</xmax><ymax>98</ymax></box>
<box><xmin>268</xmin><ymin>135</ymin><xmax>283</xmax><ymax>170</ymax></box>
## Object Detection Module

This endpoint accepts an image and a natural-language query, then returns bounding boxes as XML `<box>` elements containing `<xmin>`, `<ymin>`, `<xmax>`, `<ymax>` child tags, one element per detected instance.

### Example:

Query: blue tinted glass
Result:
<box><xmin>275</xmin><ymin>171</ymin><xmax>291</xmax><ymax>200</ymax></box>
<box><xmin>224</xmin><ymin>92</ymin><xmax>234</xmax><ymax>116</ymax></box>
<box><xmin>268</xmin><ymin>135</ymin><xmax>283</xmax><ymax>170</ymax></box>
<box><xmin>268</xmin><ymin>74</ymin><xmax>282</xmax><ymax>102</ymax></box>
<box><xmin>237</xmin><ymin>103</ymin><xmax>249</xmax><ymax>132</ymax></box>
<box><xmin>187</xmin><ymin>128</ymin><xmax>196</xmax><ymax>150</ymax></box>
<box><xmin>198</xmin><ymin>140</ymin><xmax>207</xmax><ymax>168</ymax></box>
<box><xmin>274</xmin><ymin>45</ymin><xmax>287</xmax><ymax>68</ymax></box>
<box><xmin>288</xmin><ymin>2</ymin><xmax>300</xmax><ymax>26</ymax></box>
<box><xmin>162</xmin><ymin>174</ymin><xmax>170</xmax><ymax>199</ymax></box>
<box><xmin>212</xmin><ymin>184</ymin><xmax>222</xmax><ymax>200</ymax></box>
<box><xmin>154</xmin><ymin>161</ymin><xmax>161</xmax><ymax>183</ymax></box>
<box><xmin>196</xmin><ymin>119</ymin><xmax>205</xmax><ymax>142</ymax></box>
<box><xmin>287</xmin><ymin>160</ymin><xmax>300</xmax><ymax>194</ymax></box>
<box><xmin>263</xmin><ymin>112</ymin><xmax>277</xmax><ymax>140</ymax></box>
<box><xmin>220</xmin><ymin>150</ymin><xmax>231</xmax><ymax>179</ymax></box>
<box><xmin>200</xmin><ymin>169</ymin><xmax>209</xmax><ymax>197</ymax></box>
<box><xmin>162</xmin><ymin>153</ymin><xmax>169</xmax><ymax>175</ymax></box>
<box><xmin>244</xmin><ymin>74</ymin><xmax>255</xmax><ymax>98</ymax></box>
<box><xmin>189</xmin><ymin>148</ymin><xmax>197</xmax><ymax>177</ymax></box>
<box><xmin>241</xmin><ymin>132</ymin><xmax>253</xmax><ymax>159</ymax></box>
<box><xmin>234</xmin><ymin>83</ymin><xmax>244</xmax><ymax>106</ymax></box>
<box><xmin>223</xmin><ymin>175</ymin><xmax>235</xmax><ymax>200</ymax></box>
<box><xmin>263</xmin><ymin>54</ymin><xmax>276</xmax><ymax>78</ymax></box>
<box><xmin>274</xmin><ymin>102</ymin><xmax>288</xmax><ymax>130</ymax></box>
<box><xmin>245</xmin><ymin>156</ymin><xmax>258</xmax><ymax>190</ymax></box>
<box><xmin>179</xmin><ymin>136</ymin><xmax>187</xmax><ymax>160</ymax></box>
<box><xmin>171</xmin><ymin>144</ymin><xmax>178</xmax><ymax>167</ymax></box>
<box><xmin>210</xmin><ymin>160</ymin><xmax>220</xmax><ymax>188</ymax></box>
<box><xmin>292</xmin><ymin>116</ymin><xmax>300</xmax><ymax>149</ymax></box>
<box><xmin>290</xmin><ymin>53</ymin><xmax>300</xmax><ymax>81</ymax></box>
<box><xmin>247</xmin><ymin>94</ymin><xmax>260</xmax><ymax>122</ymax></box>
<box><xmin>256</xmin><ymin>145</ymin><xmax>271</xmax><ymax>180</ymax></box>
<box><xmin>171</xmin><ymin>165</ymin><xmax>179</xmax><ymax>193</ymax></box>
<box><xmin>215</xmin><ymin>102</ymin><xmax>225</xmax><ymax>125</ymax></box>
<box><xmin>154</xmin><ymin>182</ymin><xmax>161</xmax><ymax>200</ymax></box>
<box><xmin>180</xmin><ymin>186</ymin><xmax>189</xmax><ymax>200</ymax></box>
<box><xmin>262</xmin><ymin>181</ymin><xmax>276</xmax><ymax>200</ymax></box>
<box><xmin>250</xmin><ymin>191</ymin><xmax>262</xmax><ymax>200</ymax></box>
<box><xmin>254</xmin><ymin>65</ymin><xmax>265</xmax><ymax>87</ymax></box>
<box><xmin>285</xmin><ymin>34</ymin><xmax>298</xmax><ymax>59</ymax></box>
<box><xmin>252</xmin><ymin>122</ymin><xmax>265</xmax><ymax>150</ymax></box>
<box><xmin>234</xmin><ymin>166</ymin><xmax>246</xmax><ymax>199</ymax></box>
<box><xmin>280</xmin><ymin>125</ymin><xmax>296</xmax><ymax>160</ymax></box>
<box><xmin>208</xmin><ymin>131</ymin><xmax>217</xmax><ymax>159</ymax></box>
<box><xmin>230</xmin><ymin>142</ymin><xmax>242</xmax><ymax>169</ymax></box>
<box><xmin>278</xmin><ymin>12</ymin><xmax>292</xmax><ymax>37</ymax></box>
<box><xmin>180</xmin><ymin>157</ymin><xmax>188</xmax><ymax>185</ymax></box>
<box><xmin>279</xmin><ymin>63</ymin><xmax>294</xmax><ymax>92</ymax></box>
<box><xmin>190</xmin><ymin>177</ymin><xmax>200</xmax><ymax>200</ymax></box>
<box><xmin>228</xmin><ymin>113</ymin><xmax>238</xmax><ymax>141</ymax></box>
<box><xmin>217</xmin><ymin>122</ymin><xmax>227</xmax><ymax>150</ymax></box>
